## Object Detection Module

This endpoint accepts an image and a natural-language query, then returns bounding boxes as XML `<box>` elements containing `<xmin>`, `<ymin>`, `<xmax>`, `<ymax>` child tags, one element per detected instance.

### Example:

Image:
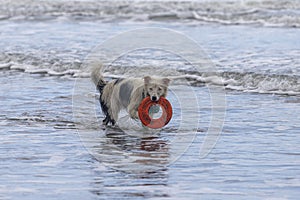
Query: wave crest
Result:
<box><xmin>1</xmin><ymin>0</ymin><xmax>300</xmax><ymax>28</ymax></box>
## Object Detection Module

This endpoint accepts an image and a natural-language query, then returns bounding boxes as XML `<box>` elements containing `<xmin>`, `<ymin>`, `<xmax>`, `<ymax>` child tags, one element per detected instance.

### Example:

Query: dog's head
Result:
<box><xmin>144</xmin><ymin>76</ymin><xmax>170</xmax><ymax>101</ymax></box>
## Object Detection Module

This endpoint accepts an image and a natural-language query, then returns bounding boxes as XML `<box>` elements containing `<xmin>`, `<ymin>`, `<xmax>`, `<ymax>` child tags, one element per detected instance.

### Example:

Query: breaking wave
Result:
<box><xmin>1</xmin><ymin>56</ymin><xmax>299</xmax><ymax>95</ymax></box>
<box><xmin>1</xmin><ymin>0</ymin><xmax>299</xmax><ymax>96</ymax></box>
<box><xmin>1</xmin><ymin>0</ymin><xmax>300</xmax><ymax>28</ymax></box>
<box><xmin>182</xmin><ymin>71</ymin><xmax>300</xmax><ymax>96</ymax></box>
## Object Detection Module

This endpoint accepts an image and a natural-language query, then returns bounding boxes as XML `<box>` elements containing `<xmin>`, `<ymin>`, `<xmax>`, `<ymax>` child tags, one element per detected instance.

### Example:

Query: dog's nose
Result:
<box><xmin>151</xmin><ymin>96</ymin><xmax>157</xmax><ymax>101</ymax></box>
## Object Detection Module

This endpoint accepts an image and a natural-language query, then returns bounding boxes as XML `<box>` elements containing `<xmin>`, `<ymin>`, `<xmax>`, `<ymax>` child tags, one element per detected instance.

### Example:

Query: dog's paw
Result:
<box><xmin>102</xmin><ymin>116</ymin><xmax>116</xmax><ymax>126</ymax></box>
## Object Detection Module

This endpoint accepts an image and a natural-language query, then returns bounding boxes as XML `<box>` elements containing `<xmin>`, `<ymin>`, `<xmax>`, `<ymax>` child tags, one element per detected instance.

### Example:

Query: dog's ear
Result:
<box><xmin>162</xmin><ymin>78</ymin><xmax>170</xmax><ymax>86</ymax></box>
<box><xmin>144</xmin><ymin>76</ymin><xmax>151</xmax><ymax>84</ymax></box>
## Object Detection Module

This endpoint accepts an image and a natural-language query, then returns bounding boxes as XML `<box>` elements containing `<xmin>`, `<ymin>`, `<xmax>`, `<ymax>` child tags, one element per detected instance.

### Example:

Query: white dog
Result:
<box><xmin>91</xmin><ymin>64</ymin><xmax>170</xmax><ymax>126</ymax></box>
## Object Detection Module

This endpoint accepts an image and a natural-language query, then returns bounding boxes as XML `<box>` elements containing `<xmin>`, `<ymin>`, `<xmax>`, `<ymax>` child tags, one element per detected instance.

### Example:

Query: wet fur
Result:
<box><xmin>91</xmin><ymin>64</ymin><xmax>170</xmax><ymax>126</ymax></box>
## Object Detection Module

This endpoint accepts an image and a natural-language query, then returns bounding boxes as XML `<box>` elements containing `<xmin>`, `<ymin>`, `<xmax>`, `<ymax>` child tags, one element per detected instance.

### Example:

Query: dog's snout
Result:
<box><xmin>151</xmin><ymin>96</ymin><xmax>157</xmax><ymax>101</ymax></box>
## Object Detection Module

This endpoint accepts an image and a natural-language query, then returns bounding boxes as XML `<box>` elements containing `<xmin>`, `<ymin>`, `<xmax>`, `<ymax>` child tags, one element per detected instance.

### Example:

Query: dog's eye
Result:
<box><xmin>149</xmin><ymin>88</ymin><xmax>153</xmax><ymax>91</ymax></box>
<box><xmin>158</xmin><ymin>87</ymin><xmax>162</xmax><ymax>91</ymax></box>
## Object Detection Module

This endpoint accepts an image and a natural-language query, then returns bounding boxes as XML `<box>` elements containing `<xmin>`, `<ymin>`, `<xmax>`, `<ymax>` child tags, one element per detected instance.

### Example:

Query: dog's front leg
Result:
<box><xmin>128</xmin><ymin>87</ymin><xmax>144</xmax><ymax>120</ymax></box>
<box><xmin>128</xmin><ymin>103</ymin><xmax>139</xmax><ymax>119</ymax></box>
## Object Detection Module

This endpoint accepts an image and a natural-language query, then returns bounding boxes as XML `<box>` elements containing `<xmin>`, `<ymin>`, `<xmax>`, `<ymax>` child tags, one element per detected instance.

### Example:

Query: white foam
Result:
<box><xmin>3</xmin><ymin>59</ymin><xmax>299</xmax><ymax>96</ymax></box>
<box><xmin>1</xmin><ymin>0</ymin><xmax>299</xmax><ymax>28</ymax></box>
<box><xmin>0</xmin><ymin>63</ymin><xmax>11</xmax><ymax>69</ymax></box>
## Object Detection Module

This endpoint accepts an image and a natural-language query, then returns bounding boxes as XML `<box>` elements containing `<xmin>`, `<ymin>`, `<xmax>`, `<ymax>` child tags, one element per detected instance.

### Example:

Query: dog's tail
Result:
<box><xmin>91</xmin><ymin>62</ymin><xmax>106</xmax><ymax>93</ymax></box>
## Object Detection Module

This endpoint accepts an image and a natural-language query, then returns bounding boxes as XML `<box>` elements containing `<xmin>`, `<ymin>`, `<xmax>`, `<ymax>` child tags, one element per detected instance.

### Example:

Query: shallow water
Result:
<box><xmin>1</xmin><ymin>20</ymin><xmax>299</xmax><ymax>94</ymax></box>
<box><xmin>1</xmin><ymin>71</ymin><xmax>299</xmax><ymax>199</ymax></box>
<box><xmin>1</xmin><ymin>0</ymin><xmax>300</xmax><ymax>199</ymax></box>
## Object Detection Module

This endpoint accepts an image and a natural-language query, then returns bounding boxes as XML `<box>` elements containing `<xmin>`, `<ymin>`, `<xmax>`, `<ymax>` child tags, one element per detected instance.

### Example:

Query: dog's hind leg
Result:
<box><xmin>103</xmin><ymin>115</ymin><xmax>115</xmax><ymax>126</ymax></box>
<box><xmin>110</xmin><ymin>118</ymin><xmax>116</xmax><ymax>126</ymax></box>
<box><xmin>99</xmin><ymin>95</ymin><xmax>109</xmax><ymax>124</ymax></box>
<box><xmin>103</xmin><ymin>116</ymin><xmax>109</xmax><ymax>125</ymax></box>
<box><xmin>110</xmin><ymin>98</ymin><xmax>121</xmax><ymax>124</ymax></box>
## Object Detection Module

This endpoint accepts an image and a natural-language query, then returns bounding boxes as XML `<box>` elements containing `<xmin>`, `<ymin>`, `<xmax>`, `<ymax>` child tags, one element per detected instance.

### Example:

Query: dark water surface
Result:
<box><xmin>1</xmin><ymin>71</ymin><xmax>299</xmax><ymax>199</ymax></box>
<box><xmin>1</xmin><ymin>0</ymin><xmax>300</xmax><ymax>199</ymax></box>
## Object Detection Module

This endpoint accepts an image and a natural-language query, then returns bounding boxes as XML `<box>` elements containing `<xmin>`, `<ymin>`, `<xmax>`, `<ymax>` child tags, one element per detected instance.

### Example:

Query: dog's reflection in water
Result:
<box><xmin>91</xmin><ymin>127</ymin><xmax>169</xmax><ymax>172</ymax></box>
<box><xmin>89</xmin><ymin>127</ymin><xmax>170</xmax><ymax>198</ymax></box>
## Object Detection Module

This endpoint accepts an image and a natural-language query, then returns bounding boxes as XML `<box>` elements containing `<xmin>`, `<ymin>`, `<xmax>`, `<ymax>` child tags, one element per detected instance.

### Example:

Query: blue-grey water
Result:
<box><xmin>1</xmin><ymin>0</ymin><xmax>300</xmax><ymax>199</ymax></box>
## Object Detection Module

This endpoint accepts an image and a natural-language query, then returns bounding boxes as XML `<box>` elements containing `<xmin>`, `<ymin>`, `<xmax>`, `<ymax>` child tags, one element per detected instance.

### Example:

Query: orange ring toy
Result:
<box><xmin>138</xmin><ymin>96</ymin><xmax>172</xmax><ymax>129</ymax></box>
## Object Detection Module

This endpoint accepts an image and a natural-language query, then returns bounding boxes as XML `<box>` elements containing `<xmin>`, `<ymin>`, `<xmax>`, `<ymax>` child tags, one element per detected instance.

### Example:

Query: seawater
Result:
<box><xmin>1</xmin><ymin>0</ymin><xmax>300</xmax><ymax>199</ymax></box>
<box><xmin>1</xmin><ymin>71</ymin><xmax>299</xmax><ymax>199</ymax></box>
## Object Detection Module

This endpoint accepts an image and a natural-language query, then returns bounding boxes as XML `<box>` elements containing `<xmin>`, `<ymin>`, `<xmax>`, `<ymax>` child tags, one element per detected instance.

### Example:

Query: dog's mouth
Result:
<box><xmin>150</xmin><ymin>96</ymin><xmax>158</xmax><ymax>101</ymax></box>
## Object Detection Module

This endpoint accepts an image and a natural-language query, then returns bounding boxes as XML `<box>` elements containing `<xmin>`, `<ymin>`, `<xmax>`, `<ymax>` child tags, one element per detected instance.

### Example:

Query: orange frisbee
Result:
<box><xmin>138</xmin><ymin>96</ymin><xmax>172</xmax><ymax>129</ymax></box>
